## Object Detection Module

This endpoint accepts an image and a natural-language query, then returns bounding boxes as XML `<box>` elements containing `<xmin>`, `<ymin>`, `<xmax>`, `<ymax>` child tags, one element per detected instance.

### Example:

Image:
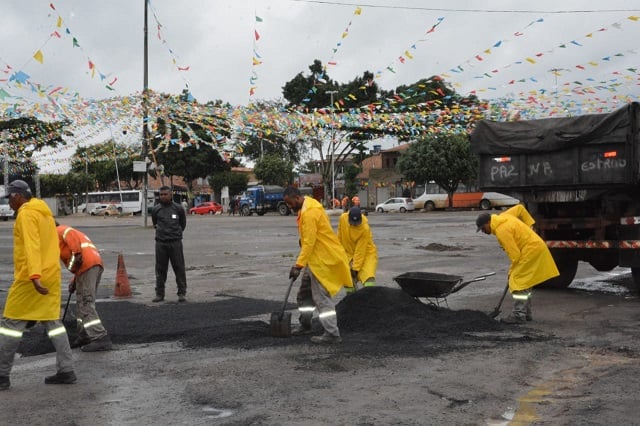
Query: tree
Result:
<box><xmin>152</xmin><ymin>118</ymin><xmax>229</xmax><ymax>191</ymax></box>
<box><xmin>39</xmin><ymin>172</ymin><xmax>86</xmax><ymax>197</ymax></box>
<box><xmin>343</xmin><ymin>164</ymin><xmax>361</xmax><ymax>199</ymax></box>
<box><xmin>397</xmin><ymin>133</ymin><xmax>477</xmax><ymax>208</ymax></box>
<box><xmin>253</xmin><ymin>153</ymin><xmax>294</xmax><ymax>187</ymax></box>
<box><xmin>208</xmin><ymin>171</ymin><xmax>249</xmax><ymax>199</ymax></box>
<box><xmin>282</xmin><ymin>59</ymin><xmax>339</xmax><ymax>110</ymax></box>
<box><xmin>0</xmin><ymin>117</ymin><xmax>67</xmax><ymax>184</ymax></box>
<box><xmin>69</xmin><ymin>142</ymin><xmax>141</xmax><ymax>191</ymax></box>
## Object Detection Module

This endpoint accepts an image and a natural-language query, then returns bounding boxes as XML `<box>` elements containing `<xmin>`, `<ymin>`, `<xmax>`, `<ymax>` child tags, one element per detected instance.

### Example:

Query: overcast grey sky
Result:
<box><xmin>2</xmin><ymin>0</ymin><xmax>639</xmax><ymax>109</ymax></box>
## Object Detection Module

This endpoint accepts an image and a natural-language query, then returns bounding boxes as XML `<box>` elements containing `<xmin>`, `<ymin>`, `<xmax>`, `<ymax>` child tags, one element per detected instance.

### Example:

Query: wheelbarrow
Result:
<box><xmin>393</xmin><ymin>271</ymin><xmax>495</xmax><ymax>307</ymax></box>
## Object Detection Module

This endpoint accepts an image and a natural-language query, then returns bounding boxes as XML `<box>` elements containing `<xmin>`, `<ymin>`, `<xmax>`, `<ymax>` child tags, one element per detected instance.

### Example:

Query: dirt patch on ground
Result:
<box><xmin>19</xmin><ymin>287</ymin><xmax>540</xmax><ymax>360</ymax></box>
<box><xmin>416</xmin><ymin>242</ymin><xmax>469</xmax><ymax>251</ymax></box>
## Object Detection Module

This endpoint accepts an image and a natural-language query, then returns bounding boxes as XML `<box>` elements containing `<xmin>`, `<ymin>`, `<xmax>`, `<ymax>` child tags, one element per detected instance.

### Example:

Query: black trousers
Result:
<box><xmin>155</xmin><ymin>240</ymin><xmax>187</xmax><ymax>296</ymax></box>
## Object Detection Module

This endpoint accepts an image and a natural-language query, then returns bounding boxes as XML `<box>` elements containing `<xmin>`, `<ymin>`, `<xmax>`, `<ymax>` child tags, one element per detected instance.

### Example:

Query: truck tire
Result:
<box><xmin>424</xmin><ymin>201</ymin><xmax>436</xmax><ymax>212</ymax></box>
<box><xmin>278</xmin><ymin>203</ymin><xmax>289</xmax><ymax>216</ymax></box>
<box><xmin>242</xmin><ymin>205</ymin><xmax>251</xmax><ymax>216</ymax></box>
<box><xmin>480</xmin><ymin>199</ymin><xmax>491</xmax><ymax>210</ymax></box>
<box><xmin>538</xmin><ymin>250</ymin><xmax>578</xmax><ymax>289</ymax></box>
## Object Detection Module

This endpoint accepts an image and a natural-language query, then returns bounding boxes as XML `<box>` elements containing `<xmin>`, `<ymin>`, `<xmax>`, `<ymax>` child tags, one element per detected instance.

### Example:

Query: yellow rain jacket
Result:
<box><xmin>502</xmin><ymin>204</ymin><xmax>535</xmax><ymax>228</ymax></box>
<box><xmin>337</xmin><ymin>212</ymin><xmax>378</xmax><ymax>283</ymax></box>
<box><xmin>295</xmin><ymin>196</ymin><xmax>351</xmax><ymax>296</ymax></box>
<box><xmin>3</xmin><ymin>198</ymin><xmax>62</xmax><ymax>320</ymax></box>
<box><xmin>490</xmin><ymin>213</ymin><xmax>559</xmax><ymax>292</ymax></box>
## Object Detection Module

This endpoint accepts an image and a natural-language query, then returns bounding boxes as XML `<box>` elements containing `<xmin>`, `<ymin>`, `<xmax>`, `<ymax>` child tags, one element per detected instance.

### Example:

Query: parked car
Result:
<box><xmin>89</xmin><ymin>204</ymin><xmax>109</xmax><ymax>215</ymax></box>
<box><xmin>189</xmin><ymin>202</ymin><xmax>223</xmax><ymax>215</ymax></box>
<box><xmin>95</xmin><ymin>204</ymin><xmax>121</xmax><ymax>216</ymax></box>
<box><xmin>413</xmin><ymin>191</ymin><xmax>520</xmax><ymax>211</ymax></box>
<box><xmin>375</xmin><ymin>197</ymin><xmax>415</xmax><ymax>213</ymax></box>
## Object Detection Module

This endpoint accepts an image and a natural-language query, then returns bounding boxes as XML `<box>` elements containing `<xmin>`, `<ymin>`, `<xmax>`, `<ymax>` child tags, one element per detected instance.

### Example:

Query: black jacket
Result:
<box><xmin>151</xmin><ymin>202</ymin><xmax>186</xmax><ymax>242</ymax></box>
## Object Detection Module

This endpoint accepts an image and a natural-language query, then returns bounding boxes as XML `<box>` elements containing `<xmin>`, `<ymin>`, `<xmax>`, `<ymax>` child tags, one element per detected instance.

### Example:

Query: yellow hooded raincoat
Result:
<box><xmin>490</xmin><ymin>212</ymin><xmax>559</xmax><ymax>292</ymax></box>
<box><xmin>3</xmin><ymin>198</ymin><xmax>62</xmax><ymax>320</ymax></box>
<box><xmin>337</xmin><ymin>212</ymin><xmax>378</xmax><ymax>283</ymax></box>
<box><xmin>296</xmin><ymin>196</ymin><xmax>351</xmax><ymax>296</ymax></box>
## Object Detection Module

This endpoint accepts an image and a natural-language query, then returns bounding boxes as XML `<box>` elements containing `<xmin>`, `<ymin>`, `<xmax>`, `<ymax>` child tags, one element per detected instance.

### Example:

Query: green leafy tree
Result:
<box><xmin>0</xmin><ymin>117</ymin><xmax>67</xmax><ymax>184</ymax></box>
<box><xmin>39</xmin><ymin>172</ymin><xmax>86</xmax><ymax>197</ymax></box>
<box><xmin>282</xmin><ymin>59</ymin><xmax>339</xmax><ymax>110</ymax></box>
<box><xmin>398</xmin><ymin>133</ymin><xmax>477</xmax><ymax>208</ymax></box>
<box><xmin>253</xmin><ymin>153</ymin><xmax>294</xmax><ymax>187</ymax></box>
<box><xmin>208</xmin><ymin>171</ymin><xmax>249</xmax><ymax>200</ymax></box>
<box><xmin>152</xmin><ymin>118</ymin><xmax>230</xmax><ymax>191</ymax></box>
<box><xmin>343</xmin><ymin>164</ymin><xmax>361</xmax><ymax>199</ymax></box>
<box><xmin>69</xmin><ymin>143</ymin><xmax>141</xmax><ymax>191</ymax></box>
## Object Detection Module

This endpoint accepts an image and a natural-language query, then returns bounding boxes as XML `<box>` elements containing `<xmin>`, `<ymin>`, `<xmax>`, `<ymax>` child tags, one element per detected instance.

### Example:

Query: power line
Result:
<box><xmin>289</xmin><ymin>0</ymin><xmax>639</xmax><ymax>14</ymax></box>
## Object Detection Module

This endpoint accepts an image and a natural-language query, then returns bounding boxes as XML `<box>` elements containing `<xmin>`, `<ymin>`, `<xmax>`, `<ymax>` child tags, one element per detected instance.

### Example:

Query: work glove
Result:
<box><xmin>289</xmin><ymin>265</ymin><xmax>302</xmax><ymax>281</ymax></box>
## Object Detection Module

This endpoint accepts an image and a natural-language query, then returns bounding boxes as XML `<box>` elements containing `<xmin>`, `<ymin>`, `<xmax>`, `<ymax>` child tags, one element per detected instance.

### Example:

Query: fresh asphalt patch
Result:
<box><xmin>18</xmin><ymin>287</ymin><xmax>549</xmax><ymax>358</ymax></box>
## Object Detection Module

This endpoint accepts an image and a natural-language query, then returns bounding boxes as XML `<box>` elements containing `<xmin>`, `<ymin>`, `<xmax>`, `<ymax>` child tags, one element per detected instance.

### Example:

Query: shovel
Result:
<box><xmin>62</xmin><ymin>291</ymin><xmax>73</xmax><ymax>323</ymax></box>
<box><xmin>488</xmin><ymin>283</ymin><xmax>509</xmax><ymax>319</ymax></box>
<box><xmin>270</xmin><ymin>277</ymin><xmax>296</xmax><ymax>337</ymax></box>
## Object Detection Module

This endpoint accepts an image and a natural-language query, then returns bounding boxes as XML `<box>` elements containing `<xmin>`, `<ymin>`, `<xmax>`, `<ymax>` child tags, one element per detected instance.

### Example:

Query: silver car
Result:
<box><xmin>375</xmin><ymin>197</ymin><xmax>415</xmax><ymax>213</ymax></box>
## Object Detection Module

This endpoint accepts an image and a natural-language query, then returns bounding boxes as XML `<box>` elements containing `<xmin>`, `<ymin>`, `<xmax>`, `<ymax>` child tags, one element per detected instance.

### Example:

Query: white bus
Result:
<box><xmin>85</xmin><ymin>190</ymin><xmax>143</xmax><ymax>215</ymax></box>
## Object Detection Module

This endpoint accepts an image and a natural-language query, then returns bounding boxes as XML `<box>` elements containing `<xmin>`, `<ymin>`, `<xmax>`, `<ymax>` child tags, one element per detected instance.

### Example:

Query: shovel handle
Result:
<box><xmin>279</xmin><ymin>277</ymin><xmax>297</xmax><ymax>320</ymax></box>
<box><xmin>449</xmin><ymin>272</ymin><xmax>496</xmax><ymax>294</ymax></box>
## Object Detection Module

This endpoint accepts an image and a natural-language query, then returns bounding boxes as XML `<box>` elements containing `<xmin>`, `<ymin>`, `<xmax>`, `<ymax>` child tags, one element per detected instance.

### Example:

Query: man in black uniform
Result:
<box><xmin>151</xmin><ymin>186</ymin><xmax>188</xmax><ymax>302</ymax></box>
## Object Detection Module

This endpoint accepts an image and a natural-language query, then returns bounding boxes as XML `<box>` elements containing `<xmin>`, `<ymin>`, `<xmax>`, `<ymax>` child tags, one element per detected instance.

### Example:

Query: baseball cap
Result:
<box><xmin>476</xmin><ymin>213</ymin><xmax>491</xmax><ymax>232</ymax></box>
<box><xmin>348</xmin><ymin>206</ymin><xmax>362</xmax><ymax>225</ymax></box>
<box><xmin>2</xmin><ymin>180</ymin><xmax>32</xmax><ymax>198</ymax></box>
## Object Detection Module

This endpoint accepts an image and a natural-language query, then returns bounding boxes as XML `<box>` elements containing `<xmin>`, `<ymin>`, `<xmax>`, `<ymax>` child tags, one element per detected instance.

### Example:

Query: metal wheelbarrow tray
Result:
<box><xmin>393</xmin><ymin>271</ymin><xmax>495</xmax><ymax>300</ymax></box>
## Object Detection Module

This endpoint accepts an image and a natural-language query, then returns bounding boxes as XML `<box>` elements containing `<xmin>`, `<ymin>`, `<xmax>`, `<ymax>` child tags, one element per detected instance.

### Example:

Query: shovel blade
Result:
<box><xmin>270</xmin><ymin>311</ymin><xmax>292</xmax><ymax>337</ymax></box>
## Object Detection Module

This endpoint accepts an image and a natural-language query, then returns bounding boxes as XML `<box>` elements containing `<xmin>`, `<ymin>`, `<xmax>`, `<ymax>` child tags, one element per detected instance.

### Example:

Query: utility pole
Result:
<box><xmin>142</xmin><ymin>0</ymin><xmax>150</xmax><ymax>227</ymax></box>
<box><xmin>327</xmin><ymin>90</ymin><xmax>338</xmax><ymax>209</ymax></box>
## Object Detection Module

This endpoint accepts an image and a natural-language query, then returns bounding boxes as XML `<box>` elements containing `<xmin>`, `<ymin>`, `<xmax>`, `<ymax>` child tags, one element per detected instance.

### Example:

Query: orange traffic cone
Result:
<box><xmin>114</xmin><ymin>253</ymin><xmax>132</xmax><ymax>298</ymax></box>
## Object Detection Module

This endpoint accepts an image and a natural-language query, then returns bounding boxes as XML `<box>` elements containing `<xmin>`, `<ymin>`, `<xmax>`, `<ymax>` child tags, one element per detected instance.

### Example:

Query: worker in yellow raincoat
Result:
<box><xmin>283</xmin><ymin>187</ymin><xmax>351</xmax><ymax>344</ymax></box>
<box><xmin>0</xmin><ymin>180</ymin><xmax>76</xmax><ymax>391</ymax></box>
<box><xmin>337</xmin><ymin>206</ymin><xmax>378</xmax><ymax>290</ymax></box>
<box><xmin>476</xmin><ymin>205</ymin><xmax>559</xmax><ymax>324</ymax></box>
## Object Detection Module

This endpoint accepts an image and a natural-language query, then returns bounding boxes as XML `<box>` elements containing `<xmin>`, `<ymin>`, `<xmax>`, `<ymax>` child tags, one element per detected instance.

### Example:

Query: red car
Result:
<box><xmin>188</xmin><ymin>202</ymin><xmax>223</xmax><ymax>215</ymax></box>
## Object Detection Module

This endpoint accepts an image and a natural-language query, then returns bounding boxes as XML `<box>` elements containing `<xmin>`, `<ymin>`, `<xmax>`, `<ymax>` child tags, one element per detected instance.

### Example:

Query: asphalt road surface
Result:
<box><xmin>0</xmin><ymin>210</ymin><xmax>639</xmax><ymax>425</ymax></box>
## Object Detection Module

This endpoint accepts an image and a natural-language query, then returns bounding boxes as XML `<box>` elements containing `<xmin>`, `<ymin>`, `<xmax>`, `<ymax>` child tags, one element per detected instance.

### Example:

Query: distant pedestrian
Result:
<box><xmin>56</xmin><ymin>223</ymin><xmax>112</xmax><ymax>352</ymax></box>
<box><xmin>337</xmin><ymin>207</ymin><xmax>378</xmax><ymax>291</ymax></box>
<box><xmin>181</xmin><ymin>199</ymin><xmax>189</xmax><ymax>213</ymax></box>
<box><xmin>341</xmin><ymin>195</ymin><xmax>349</xmax><ymax>212</ymax></box>
<box><xmin>228</xmin><ymin>198</ymin><xmax>235</xmax><ymax>216</ymax></box>
<box><xmin>283</xmin><ymin>186</ymin><xmax>351</xmax><ymax>344</ymax></box>
<box><xmin>351</xmin><ymin>195</ymin><xmax>360</xmax><ymax>207</ymax></box>
<box><xmin>236</xmin><ymin>198</ymin><xmax>244</xmax><ymax>216</ymax></box>
<box><xmin>476</xmin><ymin>205</ymin><xmax>559</xmax><ymax>324</ymax></box>
<box><xmin>0</xmin><ymin>180</ymin><xmax>76</xmax><ymax>390</ymax></box>
<box><xmin>151</xmin><ymin>186</ymin><xmax>188</xmax><ymax>303</ymax></box>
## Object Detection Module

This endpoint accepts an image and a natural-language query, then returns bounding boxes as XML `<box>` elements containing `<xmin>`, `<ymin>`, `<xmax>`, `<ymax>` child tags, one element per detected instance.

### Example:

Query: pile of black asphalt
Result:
<box><xmin>18</xmin><ymin>287</ymin><xmax>539</xmax><ymax>358</ymax></box>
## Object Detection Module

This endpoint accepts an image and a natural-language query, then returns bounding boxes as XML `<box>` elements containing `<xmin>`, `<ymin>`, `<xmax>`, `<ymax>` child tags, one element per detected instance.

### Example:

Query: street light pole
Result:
<box><xmin>327</xmin><ymin>90</ymin><xmax>338</xmax><ymax>209</ymax></box>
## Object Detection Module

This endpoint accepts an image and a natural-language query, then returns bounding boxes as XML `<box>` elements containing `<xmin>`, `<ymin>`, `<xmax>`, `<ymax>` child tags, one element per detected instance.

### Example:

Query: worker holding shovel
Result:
<box><xmin>476</xmin><ymin>205</ymin><xmax>559</xmax><ymax>324</ymax></box>
<box><xmin>283</xmin><ymin>187</ymin><xmax>351</xmax><ymax>344</ymax></box>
